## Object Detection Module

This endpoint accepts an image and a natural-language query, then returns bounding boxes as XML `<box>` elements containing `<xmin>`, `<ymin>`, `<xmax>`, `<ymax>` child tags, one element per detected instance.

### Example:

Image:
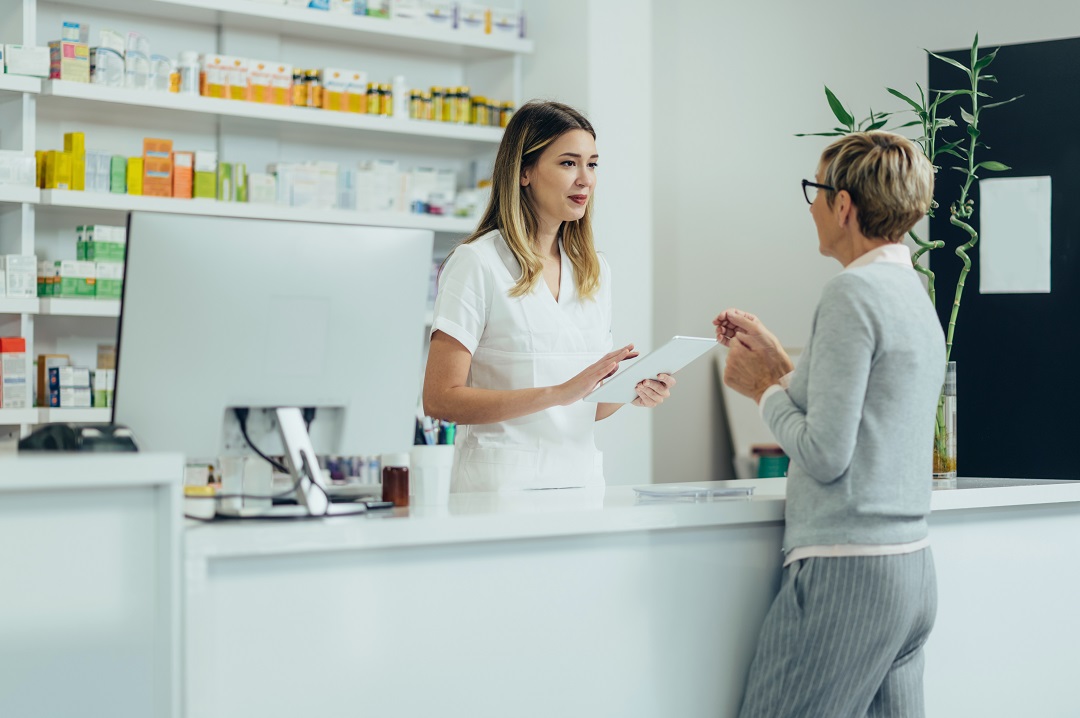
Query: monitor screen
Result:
<box><xmin>114</xmin><ymin>212</ymin><xmax>433</xmax><ymax>461</ymax></box>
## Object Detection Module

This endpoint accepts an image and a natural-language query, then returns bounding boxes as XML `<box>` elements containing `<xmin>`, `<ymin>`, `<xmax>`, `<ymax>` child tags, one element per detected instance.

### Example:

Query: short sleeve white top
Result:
<box><xmin>430</xmin><ymin>230</ymin><xmax>613</xmax><ymax>492</ymax></box>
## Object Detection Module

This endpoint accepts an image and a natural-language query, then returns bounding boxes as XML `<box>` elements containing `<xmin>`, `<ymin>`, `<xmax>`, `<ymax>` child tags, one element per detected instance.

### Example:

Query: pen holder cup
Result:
<box><xmin>409</xmin><ymin>445</ymin><xmax>455</xmax><ymax>505</ymax></box>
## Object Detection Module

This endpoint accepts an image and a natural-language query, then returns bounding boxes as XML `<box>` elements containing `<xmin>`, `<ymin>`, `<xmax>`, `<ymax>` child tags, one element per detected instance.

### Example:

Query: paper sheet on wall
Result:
<box><xmin>978</xmin><ymin>176</ymin><xmax>1052</xmax><ymax>294</ymax></box>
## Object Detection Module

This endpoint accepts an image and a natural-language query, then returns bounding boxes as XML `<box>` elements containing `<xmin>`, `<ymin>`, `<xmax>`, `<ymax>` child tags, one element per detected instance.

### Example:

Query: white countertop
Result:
<box><xmin>0</xmin><ymin>452</ymin><xmax>184</xmax><ymax>491</ymax></box>
<box><xmin>185</xmin><ymin>476</ymin><xmax>1080</xmax><ymax>560</ymax></box>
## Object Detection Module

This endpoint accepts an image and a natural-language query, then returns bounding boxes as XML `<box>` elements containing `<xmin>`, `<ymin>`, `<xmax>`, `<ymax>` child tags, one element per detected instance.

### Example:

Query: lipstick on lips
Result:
<box><xmin>569</xmin><ymin>194</ymin><xmax>588</xmax><ymax>205</ymax></box>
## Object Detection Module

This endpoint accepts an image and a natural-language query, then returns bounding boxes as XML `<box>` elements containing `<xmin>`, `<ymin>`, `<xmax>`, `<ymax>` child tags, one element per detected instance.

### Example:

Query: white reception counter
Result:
<box><xmin>4</xmin><ymin>455</ymin><xmax>1076</xmax><ymax>717</ymax></box>
<box><xmin>183</xmin><ymin>476</ymin><xmax>1080</xmax><ymax>718</ymax></box>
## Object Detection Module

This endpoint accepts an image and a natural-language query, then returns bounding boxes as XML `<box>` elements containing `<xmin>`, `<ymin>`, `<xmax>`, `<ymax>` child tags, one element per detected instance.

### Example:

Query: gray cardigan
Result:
<box><xmin>763</xmin><ymin>262</ymin><xmax>946</xmax><ymax>550</ymax></box>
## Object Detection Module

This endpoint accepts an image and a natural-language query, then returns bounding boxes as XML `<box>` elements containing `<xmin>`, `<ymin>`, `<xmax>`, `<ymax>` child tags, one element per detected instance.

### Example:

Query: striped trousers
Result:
<box><xmin>737</xmin><ymin>549</ymin><xmax>937</xmax><ymax>718</ymax></box>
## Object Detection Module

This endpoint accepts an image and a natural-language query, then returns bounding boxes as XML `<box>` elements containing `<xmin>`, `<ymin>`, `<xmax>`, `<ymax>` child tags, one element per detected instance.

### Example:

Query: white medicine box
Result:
<box><xmin>2</xmin><ymin>255</ymin><xmax>37</xmax><ymax>299</ymax></box>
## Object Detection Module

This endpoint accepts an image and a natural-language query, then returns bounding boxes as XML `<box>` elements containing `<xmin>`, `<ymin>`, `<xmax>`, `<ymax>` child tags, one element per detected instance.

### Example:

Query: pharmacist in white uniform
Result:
<box><xmin>423</xmin><ymin>101</ymin><xmax>674</xmax><ymax>493</ymax></box>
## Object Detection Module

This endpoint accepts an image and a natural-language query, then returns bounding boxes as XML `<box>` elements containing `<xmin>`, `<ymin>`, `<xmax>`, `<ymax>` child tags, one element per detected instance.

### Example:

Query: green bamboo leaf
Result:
<box><xmin>867</xmin><ymin>119</ymin><xmax>888</xmax><ymax>131</ymax></box>
<box><xmin>982</xmin><ymin>74</ymin><xmax>998</xmax><ymax>83</ymax></box>
<box><xmin>967</xmin><ymin>124</ymin><xmax>981</xmax><ymax>140</ymax></box>
<box><xmin>934</xmin><ymin>117</ymin><xmax>957</xmax><ymax>128</ymax></box>
<box><xmin>976</xmin><ymin>161</ymin><xmax>1011</xmax><ymax>171</ymax></box>
<box><xmin>950</xmin><ymin>166</ymin><xmax>971</xmax><ymax>175</ymax></box>
<box><xmin>937</xmin><ymin>139</ymin><xmax>964</xmax><ymax>154</ymax></box>
<box><xmin>929</xmin><ymin>89</ymin><xmax>971</xmax><ymax>110</ymax></box>
<box><xmin>927</xmin><ymin>50</ymin><xmax>970</xmax><ymax>75</ymax></box>
<box><xmin>887</xmin><ymin>87</ymin><xmax>924</xmax><ymax>114</ymax></box>
<box><xmin>983</xmin><ymin>94</ymin><xmax>1023</xmax><ymax>110</ymax></box>
<box><xmin>960</xmin><ymin>107</ymin><xmax>976</xmax><ymax>125</ymax></box>
<box><xmin>824</xmin><ymin>86</ymin><xmax>854</xmax><ymax>128</ymax></box>
<box><xmin>940</xmin><ymin>148</ymin><xmax>967</xmax><ymax>160</ymax></box>
<box><xmin>971</xmin><ymin>33</ymin><xmax>980</xmax><ymax>68</ymax></box>
<box><xmin>893</xmin><ymin>120</ymin><xmax>923</xmax><ymax>128</ymax></box>
<box><xmin>974</xmin><ymin>47</ymin><xmax>999</xmax><ymax>72</ymax></box>
<box><xmin>917</xmin><ymin>82</ymin><xmax>926</xmax><ymax>107</ymax></box>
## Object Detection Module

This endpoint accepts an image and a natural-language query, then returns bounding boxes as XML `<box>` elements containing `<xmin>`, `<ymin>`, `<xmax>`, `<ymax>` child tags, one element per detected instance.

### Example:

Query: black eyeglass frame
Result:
<box><xmin>802</xmin><ymin>179</ymin><xmax>836</xmax><ymax>205</ymax></box>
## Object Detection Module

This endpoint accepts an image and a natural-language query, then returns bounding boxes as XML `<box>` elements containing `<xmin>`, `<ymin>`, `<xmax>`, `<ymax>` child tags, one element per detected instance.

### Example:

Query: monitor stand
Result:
<box><xmin>215</xmin><ymin>408</ymin><xmax>365</xmax><ymax>519</ymax></box>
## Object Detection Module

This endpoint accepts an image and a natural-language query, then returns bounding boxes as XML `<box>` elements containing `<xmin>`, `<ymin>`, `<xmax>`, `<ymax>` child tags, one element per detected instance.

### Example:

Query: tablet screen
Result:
<box><xmin>584</xmin><ymin>336</ymin><xmax>717</xmax><ymax>403</ymax></box>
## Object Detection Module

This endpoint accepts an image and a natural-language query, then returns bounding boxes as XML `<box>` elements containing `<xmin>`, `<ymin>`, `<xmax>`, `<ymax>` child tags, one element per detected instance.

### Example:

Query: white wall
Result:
<box><xmin>653</xmin><ymin>0</ymin><xmax>1080</xmax><ymax>482</ymax></box>
<box><xmin>524</xmin><ymin>0</ymin><xmax>654</xmax><ymax>485</ymax></box>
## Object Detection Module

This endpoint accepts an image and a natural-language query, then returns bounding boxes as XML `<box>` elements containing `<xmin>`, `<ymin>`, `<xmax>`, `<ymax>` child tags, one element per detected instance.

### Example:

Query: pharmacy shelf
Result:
<box><xmin>0</xmin><ymin>298</ymin><xmax>40</xmax><ymax>315</ymax></box>
<box><xmin>0</xmin><ymin>408</ymin><xmax>38</xmax><ymax>425</ymax></box>
<box><xmin>57</xmin><ymin>0</ymin><xmax>532</xmax><ymax>59</ymax></box>
<box><xmin>40</xmin><ymin>190</ymin><xmax>477</xmax><ymax>233</ymax></box>
<box><xmin>39</xmin><ymin>298</ymin><xmax>121</xmax><ymax>318</ymax></box>
<box><xmin>0</xmin><ymin>186</ymin><xmax>40</xmax><ymax>205</ymax></box>
<box><xmin>0</xmin><ymin>75</ymin><xmax>42</xmax><ymax>94</ymax></box>
<box><xmin>37</xmin><ymin>408</ymin><xmax>112</xmax><ymax>424</ymax></box>
<box><xmin>41</xmin><ymin>81</ymin><xmax>504</xmax><ymax>147</ymax></box>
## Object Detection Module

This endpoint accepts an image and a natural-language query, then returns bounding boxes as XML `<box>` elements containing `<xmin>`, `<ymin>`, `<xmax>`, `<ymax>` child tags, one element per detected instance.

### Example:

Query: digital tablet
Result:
<box><xmin>584</xmin><ymin>336</ymin><xmax>718</xmax><ymax>404</ymax></box>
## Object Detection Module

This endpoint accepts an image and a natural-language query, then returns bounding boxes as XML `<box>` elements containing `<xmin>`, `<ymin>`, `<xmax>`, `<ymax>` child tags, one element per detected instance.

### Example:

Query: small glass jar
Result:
<box><xmin>306</xmin><ymin>70</ymin><xmax>323</xmax><ymax>109</ymax></box>
<box><xmin>380</xmin><ymin>83</ymin><xmax>393</xmax><ymax>116</ymax></box>
<box><xmin>381</xmin><ymin>453</ymin><xmax>410</xmax><ymax>507</ymax></box>
<box><xmin>500</xmin><ymin>102</ymin><xmax>514</xmax><ymax>128</ymax></box>
<box><xmin>292</xmin><ymin>70</ymin><xmax>308</xmax><ymax>107</ymax></box>
<box><xmin>431</xmin><ymin>87</ymin><xmax>444</xmax><ymax>122</ymax></box>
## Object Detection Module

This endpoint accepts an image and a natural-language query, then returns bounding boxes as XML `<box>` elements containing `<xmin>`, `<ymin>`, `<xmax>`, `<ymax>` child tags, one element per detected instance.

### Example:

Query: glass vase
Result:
<box><xmin>932</xmin><ymin>361</ymin><xmax>957</xmax><ymax>485</ymax></box>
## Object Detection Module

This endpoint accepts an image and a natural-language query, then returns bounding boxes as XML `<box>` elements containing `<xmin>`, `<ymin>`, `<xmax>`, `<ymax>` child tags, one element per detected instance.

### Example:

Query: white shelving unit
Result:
<box><xmin>40</xmin><ymin>190</ymin><xmax>478</xmax><ymax>232</ymax></box>
<box><xmin>0</xmin><ymin>74</ymin><xmax>42</xmax><ymax>94</ymax></box>
<box><xmin>0</xmin><ymin>298</ymin><xmax>40</xmax><ymax>315</ymax></box>
<box><xmin>0</xmin><ymin>408</ymin><xmax>39</xmax><ymax>425</ymax></box>
<box><xmin>37</xmin><ymin>407</ymin><xmax>111</xmax><ymax>423</ymax></box>
<box><xmin>56</xmin><ymin>0</ymin><xmax>532</xmax><ymax>58</ymax></box>
<box><xmin>0</xmin><ymin>186</ymin><xmax>41</xmax><ymax>205</ymax></box>
<box><xmin>0</xmin><ymin>0</ymin><xmax>524</xmax><ymax>439</ymax></box>
<box><xmin>39</xmin><ymin>298</ymin><xmax>121</xmax><ymax>318</ymax></box>
<box><xmin>42</xmin><ymin>80</ymin><xmax>505</xmax><ymax>148</ymax></box>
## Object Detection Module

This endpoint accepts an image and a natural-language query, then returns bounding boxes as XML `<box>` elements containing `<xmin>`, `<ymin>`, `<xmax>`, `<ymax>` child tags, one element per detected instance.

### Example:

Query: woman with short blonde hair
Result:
<box><xmin>718</xmin><ymin>131</ymin><xmax>945</xmax><ymax>717</ymax></box>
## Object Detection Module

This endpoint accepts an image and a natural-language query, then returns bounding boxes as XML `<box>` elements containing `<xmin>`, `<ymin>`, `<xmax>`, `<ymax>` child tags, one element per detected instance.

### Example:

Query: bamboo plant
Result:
<box><xmin>797</xmin><ymin>34</ymin><xmax>1021</xmax><ymax>475</ymax></box>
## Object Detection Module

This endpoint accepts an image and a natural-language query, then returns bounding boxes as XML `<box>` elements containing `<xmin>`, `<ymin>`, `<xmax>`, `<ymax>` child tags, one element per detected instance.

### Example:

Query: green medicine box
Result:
<box><xmin>95</xmin><ymin>262</ymin><xmax>123</xmax><ymax>300</ymax></box>
<box><xmin>109</xmin><ymin>155</ymin><xmax>126</xmax><ymax>194</ymax></box>
<box><xmin>194</xmin><ymin>171</ymin><xmax>216</xmax><ymax>199</ymax></box>
<box><xmin>54</xmin><ymin>260</ymin><xmax>97</xmax><ymax>298</ymax></box>
<box><xmin>217</xmin><ymin>162</ymin><xmax>234</xmax><ymax>202</ymax></box>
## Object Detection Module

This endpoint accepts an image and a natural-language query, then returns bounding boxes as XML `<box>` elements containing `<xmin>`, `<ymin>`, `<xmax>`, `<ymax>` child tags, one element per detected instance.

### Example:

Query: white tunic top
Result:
<box><xmin>430</xmin><ymin>230</ymin><xmax>613</xmax><ymax>492</ymax></box>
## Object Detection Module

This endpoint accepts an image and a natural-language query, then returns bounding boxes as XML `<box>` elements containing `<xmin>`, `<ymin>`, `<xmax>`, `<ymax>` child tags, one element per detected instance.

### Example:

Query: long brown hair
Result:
<box><xmin>455</xmin><ymin>100</ymin><xmax>601</xmax><ymax>299</ymax></box>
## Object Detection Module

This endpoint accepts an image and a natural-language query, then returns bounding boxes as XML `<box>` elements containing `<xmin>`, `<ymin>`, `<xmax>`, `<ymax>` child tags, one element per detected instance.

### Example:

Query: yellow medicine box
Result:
<box><xmin>127</xmin><ymin>157</ymin><xmax>144</xmax><ymax>195</ymax></box>
<box><xmin>44</xmin><ymin>151</ymin><xmax>72</xmax><ymax>190</ymax></box>
<box><xmin>63</xmin><ymin>132</ymin><xmax>85</xmax><ymax>156</ymax></box>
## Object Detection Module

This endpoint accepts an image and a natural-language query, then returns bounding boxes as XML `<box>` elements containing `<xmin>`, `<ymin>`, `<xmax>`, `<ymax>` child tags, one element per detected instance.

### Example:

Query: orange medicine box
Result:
<box><xmin>345</xmin><ymin>71</ymin><xmax>369</xmax><ymax>113</ymax></box>
<box><xmin>249</xmin><ymin>60</ymin><xmax>272</xmax><ymax>103</ymax></box>
<box><xmin>271</xmin><ymin>63</ymin><xmax>293</xmax><ymax>106</ymax></box>
<box><xmin>142</xmin><ymin>138</ymin><xmax>173</xmax><ymax>197</ymax></box>
<box><xmin>172</xmin><ymin>151</ymin><xmax>193</xmax><ymax>199</ymax></box>
<box><xmin>200</xmin><ymin>55</ymin><xmax>227</xmax><ymax>98</ymax></box>
<box><xmin>227</xmin><ymin>57</ymin><xmax>249</xmax><ymax>101</ymax></box>
<box><xmin>321</xmin><ymin>68</ymin><xmax>350</xmax><ymax>112</ymax></box>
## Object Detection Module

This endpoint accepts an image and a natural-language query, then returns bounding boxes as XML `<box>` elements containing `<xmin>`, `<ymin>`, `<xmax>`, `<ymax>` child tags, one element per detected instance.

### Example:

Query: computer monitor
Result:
<box><xmin>114</xmin><ymin>212</ymin><xmax>433</xmax><ymax>514</ymax></box>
